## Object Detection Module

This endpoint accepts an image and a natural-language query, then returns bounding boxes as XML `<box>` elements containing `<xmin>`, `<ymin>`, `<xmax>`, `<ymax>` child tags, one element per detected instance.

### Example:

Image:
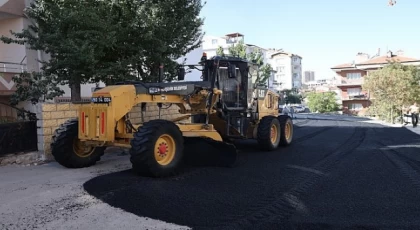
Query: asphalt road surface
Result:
<box><xmin>1</xmin><ymin>119</ymin><xmax>420</xmax><ymax>230</ymax></box>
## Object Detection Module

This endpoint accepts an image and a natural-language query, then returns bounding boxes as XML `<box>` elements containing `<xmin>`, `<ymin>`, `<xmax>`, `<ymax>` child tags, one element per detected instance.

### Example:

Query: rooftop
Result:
<box><xmin>357</xmin><ymin>55</ymin><xmax>419</xmax><ymax>65</ymax></box>
<box><xmin>271</xmin><ymin>51</ymin><xmax>303</xmax><ymax>59</ymax></box>
<box><xmin>225</xmin><ymin>32</ymin><xmax>244</xmax><ymax>37</ymax></box>
<box><xmin>331</xmin><ymin>51</ymin><xmax>420</xmax><ymax>70</ymax></box>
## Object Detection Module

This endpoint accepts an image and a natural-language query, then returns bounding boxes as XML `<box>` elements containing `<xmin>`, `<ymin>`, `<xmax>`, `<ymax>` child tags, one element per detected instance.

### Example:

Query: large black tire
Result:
<box><xmin>51</xmin><ymin>119</ymin><xmax>106</xmax><ymax>168</ymax></box>
<box><xmin>257</xmin><ymin>115</ymin><xmax>281</xmax><ymax>151</ymax></box>
<box><xmin>130</xmin><ymin>119</ymin><xmax>184</xmax><ymax>177</ymax></box>
<box><xmin>278</xmin><ymin>115</ymin><xmax>293</xmax><ymax>146</ymax></box>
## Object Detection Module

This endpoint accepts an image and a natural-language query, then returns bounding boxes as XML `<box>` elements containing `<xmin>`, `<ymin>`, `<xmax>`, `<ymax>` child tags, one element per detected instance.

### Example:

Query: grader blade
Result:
<box><xmin>183</xmin><ymin>137</ymin><xmax>237</xmax><ymax>168</ymax></box>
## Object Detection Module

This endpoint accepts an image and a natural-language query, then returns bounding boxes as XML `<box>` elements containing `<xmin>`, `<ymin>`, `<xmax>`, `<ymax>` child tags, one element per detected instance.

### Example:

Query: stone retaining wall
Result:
<box><xmin>35</xmin><ymin>102</ymin><xmax>189</xmax><ymax>160</ymax></box>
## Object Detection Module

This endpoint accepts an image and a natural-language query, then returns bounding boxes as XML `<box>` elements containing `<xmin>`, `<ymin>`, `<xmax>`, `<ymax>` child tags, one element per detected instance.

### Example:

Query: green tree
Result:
<box><xmin>1</xmin><ymin>0</ymin><xmax>205</xmax><ymax>103</ymax></box>
<box><xmin>216</xmin><ymin>46</ymin><xmax>225</xmax><ymax>56</ymax></box>
<box><xmin>9</xmin><ymin>72</ymin><xmax>64</xmax><ymax>106</ymax></box>
<box><xmin>228</xmin><ymin>39</ymin><xmax>247</xmax><ymax>58</ymax></box>
<box><xmin>307</xmin><ymin>91</ymin><xmax>340</xmax><ymax>113</ymax></box>
<box><xmin>363</xmin><ymin>61</ymin><xmax>420</xmax><ymax>122</ymax></box>
<box><xmin>281</xmin><ymin>89</ymin><xmax>302</xmax><ymax>104</ymax></box>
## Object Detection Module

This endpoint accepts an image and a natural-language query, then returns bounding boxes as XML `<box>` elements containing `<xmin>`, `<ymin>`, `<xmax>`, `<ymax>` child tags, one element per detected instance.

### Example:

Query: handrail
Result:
<box><xmin>0</xmin><ymin>61</ymin><xmax>26</xmax><ymax>65</ymax></box>
<box><xmin>0</xmin><ymin>61</ymin><xmax>27</xmax><ymax>73</ymax></box>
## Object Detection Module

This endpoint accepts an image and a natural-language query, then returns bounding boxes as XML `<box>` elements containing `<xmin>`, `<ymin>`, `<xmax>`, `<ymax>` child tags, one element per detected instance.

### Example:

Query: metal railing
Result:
<box><xmin>342</xmin><ymin>94</ymin><xmax>369</xmax><ymax>100</ymax></box>
<box><xmin>0</xmin><ymin>61</ymin><xmax>27</xmax><ymax>73</ymax></box>
<box><xmin>339</xmin><ymin>79</ymin><xmax>364</xmax><ymax>85</ymax></box>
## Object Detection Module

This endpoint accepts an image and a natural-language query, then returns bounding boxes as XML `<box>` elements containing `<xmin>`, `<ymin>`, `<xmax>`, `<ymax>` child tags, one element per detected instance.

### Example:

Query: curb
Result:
<box><xmin>0</xmin><ymin>151</ymin><xmax>46</xmax><ymax>167</ymax></box>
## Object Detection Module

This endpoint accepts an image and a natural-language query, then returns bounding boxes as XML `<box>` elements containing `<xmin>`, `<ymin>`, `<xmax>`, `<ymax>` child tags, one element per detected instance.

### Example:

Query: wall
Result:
<box><xmin>57</xmin><ymin>82</ymin><xmax>107</xmax><ymax>99</ymax></box>
<box><xmin>291</xmin><ymin>56</ymin><xmax>302</xmax><ymax>88</ymax></box>
<box><xmin>0</xmin><ymin>95</ymin><xmax>16</xmax><ymax>118</ymax></box>
<box><xmin>271</xmin><ymin>55</ymin><xmax>292</xmax><ymax>90</ymax></box>
<box><xmin>0</xmin><ymin>17</ymin><xmax>25</xmax><ymax>63</ymax></box>
<box><xmin>336</xmin><ymin>69</ymin><xmax>367</xmax><ymax>85</ymax></box>
<box><xmin>342</xmin><ymin>100</ymin><xmax>371</xmax><ymax>115</ymax></box>
<box><xmin>35</xmin><ymin>102</ymin><xmax>190</xmax><ymax>160</ymax></box>
<box><xmin>0</xmin><ymin>0</ymin><xmax>25</xmax><ymax>16</ymax></box>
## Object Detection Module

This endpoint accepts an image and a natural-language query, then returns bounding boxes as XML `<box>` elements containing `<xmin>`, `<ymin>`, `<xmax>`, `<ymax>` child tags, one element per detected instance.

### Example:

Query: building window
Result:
<box><xmin>348</xmin><ymin>103</ymin><xmax>363</xmax><ymax>110</ymax></box>
<box><xmin>276</xmin><ymin>66</ymin><xmax>285</xmax><ymax>73</ymax></box>
<box><xmin>212</xmin><ymin>39</ymin><xmax>218</xmax><ymax>44</ymax></box>
<box><xmin>346</xmin><ymin>72</ymin><xmax>362</xmax><ymax>80</ymax></box>
<box><xmin>347</xmin><ymin>88</ymin><xmax>362</xmax><ymax>96</ymax></box>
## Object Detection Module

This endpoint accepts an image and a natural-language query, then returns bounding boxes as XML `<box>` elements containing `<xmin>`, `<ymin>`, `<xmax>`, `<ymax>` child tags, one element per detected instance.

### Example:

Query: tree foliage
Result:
<box><xmin>216</xmin><ymin>46</ymin><xmax>225</xmax><ymax>56</ymax></box>
<box><xmin>216</xmin><ymin>40</ymin><xmax>273</xmax><ymax>86</ymax></box>
<box><xmin>363</xmin><ymin>62</ymin><xmax>420</xmax><ymax>122</ymax></box>
<box><xmin>281</xmin><ymin>89</ymin><xmax>302</xmax><ymax>104</ymax></box>
<box><xmin>1</xmin><ymin>0</ymin><xmax>205</xmax><ymax>102</ymax></box>
<box><xmin>9</xmin><ymin>72</ymin><xmax>64</xmax><ymax>106</ymax></box>
<box><xmin>306</xmin><ymin>91</ymin><xmax>340</xmax><ymax>113</ymax></box>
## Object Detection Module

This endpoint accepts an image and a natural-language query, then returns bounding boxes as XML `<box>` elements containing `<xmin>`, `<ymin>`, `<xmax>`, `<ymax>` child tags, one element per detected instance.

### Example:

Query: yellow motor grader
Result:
<box><xmin>50</xmin><ymin>54</ymin><xmax>294</xmax><ymax>177</ymax></box>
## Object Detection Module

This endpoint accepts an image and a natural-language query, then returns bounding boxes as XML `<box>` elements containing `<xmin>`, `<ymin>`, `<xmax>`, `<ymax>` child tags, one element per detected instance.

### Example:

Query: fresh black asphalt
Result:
<box><xmin>83</xmin><ymin>119</ymin><xmax>420</xmax><ymax>230</ymax></box>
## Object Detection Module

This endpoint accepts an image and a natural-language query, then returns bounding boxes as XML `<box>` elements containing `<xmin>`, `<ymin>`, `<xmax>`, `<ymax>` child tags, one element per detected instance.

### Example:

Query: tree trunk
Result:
<box><xmin>70</xmin><ymin>82</ymin><xmax>82</xmax><ymax>102</ymax></box>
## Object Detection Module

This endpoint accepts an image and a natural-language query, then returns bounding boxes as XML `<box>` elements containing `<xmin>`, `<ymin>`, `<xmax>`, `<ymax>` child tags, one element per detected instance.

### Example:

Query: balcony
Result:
<box><xmin>0</xmin><ymin>61</ymin><xmax>26</xmax><ymax>94</ymax></box>
<box><xmin>337</xmin><ymin>78</ymin><xmax>364</xmax><ymax>87</ymax></box>
<box><xmin>0</xmin><ymin>61</ymin><xmax>26</xmax><ymax>73</ymax></box>
<box><xmin>342</xmin><ymin>94</ymin><xmax>369</xmax><ymax>101</ymax></box>
<box><xmin>0</xmin><ymin>0</ymin><xmax>25</xmax><ymax>19</ymax></box>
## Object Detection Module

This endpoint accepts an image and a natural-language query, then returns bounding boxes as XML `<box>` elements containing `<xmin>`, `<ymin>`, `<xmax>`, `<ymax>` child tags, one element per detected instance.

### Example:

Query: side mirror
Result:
<box><xmin>177</xmin><ymin>67</ymin><xmax>185</xmax><ymax>81</ymax></box>
<box><xmin>228</xmin><ymin>64</ymin><xmax>237</xmax><ymax>78</ymax></box>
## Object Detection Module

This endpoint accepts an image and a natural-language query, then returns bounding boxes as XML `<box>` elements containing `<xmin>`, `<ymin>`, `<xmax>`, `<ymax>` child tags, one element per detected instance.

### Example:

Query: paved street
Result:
<box><xmin>1</xmin><ymin>118</ymin><xmax>420</xmax><ymax>230</ymax></box>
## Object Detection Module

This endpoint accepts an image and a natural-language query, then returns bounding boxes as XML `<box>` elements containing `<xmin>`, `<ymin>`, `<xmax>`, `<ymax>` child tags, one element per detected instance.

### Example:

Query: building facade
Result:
<box><xmin>0</xmin><ymin>0</ymin><xmax>40</xmax><ymax>114</ymax></box>
<box><xmin>331</xmin><ymin>50</ymin><xmax>420</xmax><ymax>115</ymax></box>
<box><xmin>269</xmin><ymin>51</ymin><xmax>303</xmax><ymax>91</ymax></box>
<box><xmin>202</xmin><ymin>33</ymin><xmax>246</xmax><ymax>58</ymax></box>
<box><xmin>304</xmin><ymin>71</ymin><xmax>315</xmax><ymax>82</ymax></box>
<box><xmin>0</xmin><ymin>0</ymin><xmax>104</xmax><ymax>107</ymax></box>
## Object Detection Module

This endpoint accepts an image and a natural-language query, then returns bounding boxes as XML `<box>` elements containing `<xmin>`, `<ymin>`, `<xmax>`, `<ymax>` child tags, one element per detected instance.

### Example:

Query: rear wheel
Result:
<box><xmin>278</xmin><ymin>115</ymin><xmax>293</xmax><ymax>146</ymax></box>
<box><xmin>51</xmin><ymin>119</ymin><xmax>106</xmax><ymax>168</ymax></box>
<box><xmin>257</xmin><ymin>116</ymin><xmax>281</xmax><ymax>151</ymax></box>
<box><xmin>130</xmin><ymin>119</ymin><xmax>184</xmax><ymax>177</ymax></box>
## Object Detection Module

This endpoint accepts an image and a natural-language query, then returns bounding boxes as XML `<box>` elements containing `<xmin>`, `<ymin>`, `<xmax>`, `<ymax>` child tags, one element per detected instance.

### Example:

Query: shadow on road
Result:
<box><xmin>83</xmin><ymin>120</ymin><xmax>420</xmax><ymax>230</ymax></box>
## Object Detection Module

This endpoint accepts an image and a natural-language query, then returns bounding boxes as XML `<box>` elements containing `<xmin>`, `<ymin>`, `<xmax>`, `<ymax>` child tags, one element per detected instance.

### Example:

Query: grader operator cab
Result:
<box><xmin>50</xmin><ymin>54</ymin><xmax>294</xmax><ymax>177</ymax></box>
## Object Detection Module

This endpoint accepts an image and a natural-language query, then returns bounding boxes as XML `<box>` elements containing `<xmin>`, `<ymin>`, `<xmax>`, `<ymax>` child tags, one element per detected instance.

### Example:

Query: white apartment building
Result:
<box><xmin>268</xmin><ymin>51</ymin><xmax>303</xmax><ymax>91</ymax></box>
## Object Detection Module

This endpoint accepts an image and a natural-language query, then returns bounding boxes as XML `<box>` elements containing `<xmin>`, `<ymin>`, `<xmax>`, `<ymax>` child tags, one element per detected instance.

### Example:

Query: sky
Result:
<box><xmin>199</xmin><ymin>0</ymin><xmax>420</xmax><ymax>79</ymax></box>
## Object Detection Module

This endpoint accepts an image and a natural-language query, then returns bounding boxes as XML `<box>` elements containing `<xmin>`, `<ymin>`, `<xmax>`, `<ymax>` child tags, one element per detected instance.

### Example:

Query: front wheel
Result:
<box><xmin>51</xmin><ymin>119</ymin><xmax>106</xmax><ymax>168</ymax></box>
<box><xmin>130</xmin><ymin>119</ymin><xmax>184</xmax><ymax>177</ymax></box>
